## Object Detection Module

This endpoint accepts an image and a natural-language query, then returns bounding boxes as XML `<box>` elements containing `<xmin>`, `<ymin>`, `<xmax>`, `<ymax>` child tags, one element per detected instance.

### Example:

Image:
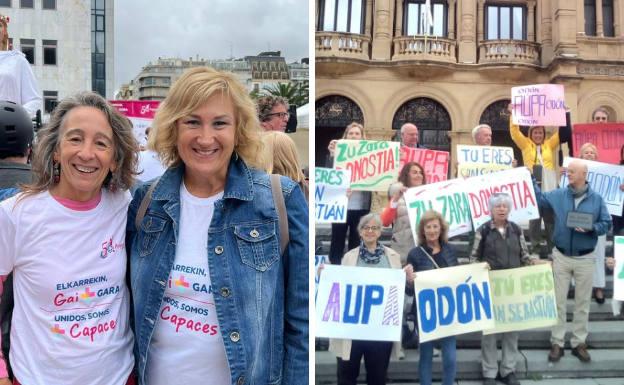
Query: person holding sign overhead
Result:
<box><xmin>406</xmin><ymin>210</ymin><xmax>458</xmax><ymax>385</ymax></box>
<box><xmin>533</xmin><ymin>160</ymin><xmax>611</xmax><ymax>363</ymax></box>
<box><xmin>328</xmin><ymin>213</ymin><xmax>413</xmax><ymax>385</ymax></box>
<box><xmin>469</xmin><ymin>193</ymin><xmax>543</xmax><ymax>385</ymax></box>
<box><xmin>327</xmin><ymin>122</ymin><xmax>372</xmax><ymax>265</ymax></box>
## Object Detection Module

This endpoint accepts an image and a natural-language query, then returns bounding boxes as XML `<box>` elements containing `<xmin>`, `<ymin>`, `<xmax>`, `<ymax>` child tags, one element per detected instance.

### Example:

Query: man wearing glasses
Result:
<box><xmin>257</xmin><ymin>95</ymin><xmax>290</xmax><ymax>132</ymax></box>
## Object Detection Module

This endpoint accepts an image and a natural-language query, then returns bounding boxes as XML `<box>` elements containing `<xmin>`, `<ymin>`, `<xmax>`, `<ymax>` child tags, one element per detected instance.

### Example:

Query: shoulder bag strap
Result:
<box><xmin>270</xmin><ymin>174</ymin><xmax>289</xmax><ymax>255</ymax></box>
<box><xmin>419</xmin><ymin>246</ymin><xmax>440</xmax><ymax>269</ymax></box>
<box><xmin>135</xmin><ymin>178</ymin><xmax>160</xmax><ymax>231</ymax></box>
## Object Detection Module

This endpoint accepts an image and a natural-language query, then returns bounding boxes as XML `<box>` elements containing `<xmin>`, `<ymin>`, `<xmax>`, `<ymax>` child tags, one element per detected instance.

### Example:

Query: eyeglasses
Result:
<box><xmin>265</xmin><ymin>112</ymin><xmax>290</xmax><ymax>120</ymax></box>
<box><xmin>362</xmin><ymin>226</ymin><xmax>381</xmax><ymax>232</ymax></box>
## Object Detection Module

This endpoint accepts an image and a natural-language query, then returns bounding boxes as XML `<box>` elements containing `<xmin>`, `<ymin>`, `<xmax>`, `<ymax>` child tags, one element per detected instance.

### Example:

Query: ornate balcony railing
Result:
<box><xmin>392</xmin><ymin>36</ymin><xmax>456</xmax><ymax>63</ymax></box>
<box><xmin>479</xmin><ymin>40</ymin><xmax>540</xmax><ymax>65</ymax></box>
<box><xmin>315</xmin><ymin>31</ymin><xmax>371</xmax><ymax>61</ymax></box>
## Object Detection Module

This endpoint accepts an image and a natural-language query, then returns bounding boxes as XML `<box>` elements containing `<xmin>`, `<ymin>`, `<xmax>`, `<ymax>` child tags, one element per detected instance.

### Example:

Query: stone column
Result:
<box><xmin>576</xmin><ymin>0</ymin><xmax>585</xmax><ymax>35</ymax></box>
<box><xmin>476</xmin><ymin>0</ymin><xmax>485</xmax><ymax>42</ymax></box>
<box><xmin>596</xmin><ymin>0</ymin><xmax>604</xmax><ymax>36</ymax></box>
<box><xmin>365</xmin><ymin>0</ymin><xmax>373</xmax><ymax>35</ymax></box>
<box><xmin>528</xmin><ymin>0</ymin><xmax>536</xmax><ymax>41</ymax></box>
<box><xmin>458</xmin><ymin>0</ymin><xmax>477</xmax><ymax>63</ymax></box>
<box><xmin>448</xmin><ymin>0</ymin><xmax>456</xmax><ymax>39</ymax></box>
<box><xmin>371</xmin><ymin>0</ymin><xmax>393</xmax><ymax>60</ymax></box>
<box><xmin>395</xmin><ymin>0</ymin><xmax>403</xmax><ymax>37</ymax></box>
<box><xmin>615</xmin><ymin>0</ymin><xmax>623</xmax><ymax>36</ymax></box>
<box><xmin>539</xmin><ymin>0</ymin><xmax>554</xmax><ymax>64</ymax></box>
<box><xmin>551</xmin><ymin>0</ymin><xmax>578</xmax><ymax>57</ymax></box>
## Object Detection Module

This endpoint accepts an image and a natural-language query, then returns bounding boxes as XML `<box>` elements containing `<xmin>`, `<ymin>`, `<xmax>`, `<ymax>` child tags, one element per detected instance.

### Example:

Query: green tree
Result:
<box><xmin>262</xmin><ymin>82</ymin><xmax>309</xmax><ymax>107</ymax></box>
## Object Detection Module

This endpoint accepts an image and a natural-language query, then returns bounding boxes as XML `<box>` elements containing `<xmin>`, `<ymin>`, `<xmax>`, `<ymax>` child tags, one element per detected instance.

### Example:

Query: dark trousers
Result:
<box><xmin>337</xmin><ymin>340</ymin><xmax>393</xmax><ymax>385</ymax></box>
<box><xmin>329</xmin><ymin>209</ymin><xmax>368</xmax><ymax>265</ymax></box>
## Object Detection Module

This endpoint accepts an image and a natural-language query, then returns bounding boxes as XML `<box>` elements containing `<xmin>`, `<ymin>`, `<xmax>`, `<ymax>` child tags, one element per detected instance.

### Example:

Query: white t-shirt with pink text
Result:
<box><xmin>0</xmin><ymin>190</ymin><xmax>134</xmax><ymax>385</ymax></box>
<box><xmin>145</xmin><ymin>183</ymin><xmax>230</xmax><ymax>385</ymax></box>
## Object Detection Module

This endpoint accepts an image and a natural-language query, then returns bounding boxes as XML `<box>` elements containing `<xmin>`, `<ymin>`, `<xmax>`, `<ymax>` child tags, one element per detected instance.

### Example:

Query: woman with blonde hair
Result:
<box><xmin>127</xmin><ymin>67</ymin><xmax>308</xmax><ymax>385</ymax></box>
<box><xmin>326</xmin><ymin>122</ymin><xmax>371</xmax><ymax>265</ymax></box>
<box><xmin>0</xmin><ymin>92</ymin><xmax>138</xmax><ymax>385</ymax></box>
<box><xmin>261</xmin><ymin>130</ymin><xmax>308</xmax><ymax>201</ymax></box>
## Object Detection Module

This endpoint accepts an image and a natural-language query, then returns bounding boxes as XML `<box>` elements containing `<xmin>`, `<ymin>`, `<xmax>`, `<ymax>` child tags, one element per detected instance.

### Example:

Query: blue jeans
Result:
<box><xmin>419</xmin><ymin>336</ymin><xmax>456</xmax><ymax>385</ymax></box>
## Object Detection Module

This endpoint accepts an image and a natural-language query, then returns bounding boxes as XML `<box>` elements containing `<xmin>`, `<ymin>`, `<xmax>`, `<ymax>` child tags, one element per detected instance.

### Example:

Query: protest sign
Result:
<box><xmin>109</xmin><ymin>100</ymin><xmax>160</xmax><ymax>147</ymax></box>
<box><xmin>511</xmin><ymin>84</ymin><xmax>566</xmax><ymax>126</ymax></box>
<box><xmin>315</xmin><ymin>255</ymin><xmax>330</xmax><ymax>299</ymax></box>
<box><xmin>316</xmin><ymin>265</ymin><xmax>406</xmax><ymax>341</ymax></box>
<box><xmin>315</xmin><ymin>168</ymin><xmax>351</xmax><ymax>223</ymax></box>
<box><xmin>414</xmin><ymin>263</ymin><xmax>494</xmax><ymax>343</ymax></box>
<box><xmin>334</xmin><ymin>140</ymin><xmax>401</xmax><ymax>192</ymax></box>
<box><xmin>560</xmin><ymin>157</ymin><xmax>624</xmax><ymax>216</ymax></box>
<box><xmin>614</xmin><ymin>237</ymin><xmax>624</xmax><ymax>301</ymax></box>
<box><xmin>456</xmin><ymin>145</ymin><xmax>514</xmax><ymax>178</ymax></box>
<box><xmin>572</xmin><ymin>123</ymin><xmax>624</xmax><ymax>164</ymax></box>
<box><xmin>467</xmin><ymin>167</ymin><xmax>539</xmax><ymax>230</ymax></box>
<box><xmin>400</xmin><ymin>146</ymin><xmax>449</xmax><ymax>182</ymax></box>
<box><xmin>404</xmin><ymin>179</ymin><xmax>473</xmax><ymax>244</ymax></box>
<box><xmin>485</xmin><ymin>264</ymin><xmax>557</xmax><ymax>334</ymax></box>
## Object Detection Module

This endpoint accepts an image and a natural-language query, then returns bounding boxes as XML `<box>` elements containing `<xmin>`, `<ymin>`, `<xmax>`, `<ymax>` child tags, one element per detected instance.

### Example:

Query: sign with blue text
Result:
<box><xmin>414</xmin><ymin>263</ymin><xmax>494</xmax><ymax>343</ymax></box>
<box><xmin>315</xmin><ymin>168</ymin><xmax>351</xmax><ymax>223</ymax></box>
<box><xmin>560</xmin><ymin>157</ymin><xmax>624</xmax><ymax>216</ymax></box>
<box><xmin>614</xmin><ymin>237</ymin><xmax>624</xmax><ymax>301</ymax></box>
<box><xmin>456</xmin><ymin>145</ymin><xmax>514</xmax><ymax>178</ymax></box>
<box><xmin>485</xmin><ymin>264</ymin><xmax>558</xmax><ymax>334</ymax></box>
<box><xmin>315</xmin><ymin>265</ymin><xmax>406</xmax><ymax>341</ymax></box>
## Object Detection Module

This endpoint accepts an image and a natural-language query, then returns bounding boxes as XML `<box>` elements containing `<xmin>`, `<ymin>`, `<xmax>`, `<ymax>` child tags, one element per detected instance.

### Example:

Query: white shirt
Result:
<box><xmin>0</xmin><ymin>50</ymin><xmax>42</xmax><ymax>117</ymax></box>
<box><xmin>136</xmin><ymin>150</ymin><xmax>166</xmax><ymax>182</ymax></box>
<box><xmin>146</xmin><ymin>183</ymin><xmax>230</xmax><ymax>385</ymax></box>
<box><xmin>0</xmin><ymin>190</ymin><xmax>134</xmax><ymax>385</ymax></box>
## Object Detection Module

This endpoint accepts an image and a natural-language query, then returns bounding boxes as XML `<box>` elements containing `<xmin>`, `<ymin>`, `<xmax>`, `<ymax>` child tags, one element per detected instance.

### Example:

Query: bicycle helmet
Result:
<box><xmin>0</xmin><ymin>100</ymin><xmax>33</xmax><ymax>156</ymax></box>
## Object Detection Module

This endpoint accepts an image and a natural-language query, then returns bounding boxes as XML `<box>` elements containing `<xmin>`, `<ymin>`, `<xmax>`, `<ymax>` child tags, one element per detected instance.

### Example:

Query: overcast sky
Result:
<box><xmin>114</xmin><ymin>0</ymin><xmax>309</xmax><ymax>92</ymax></box>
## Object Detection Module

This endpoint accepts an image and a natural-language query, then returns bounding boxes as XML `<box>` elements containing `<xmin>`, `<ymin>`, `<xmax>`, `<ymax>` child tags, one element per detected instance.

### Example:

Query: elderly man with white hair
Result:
<box><xmin>534</xmin><ymin>160</ymin><xmax>611</xmax><ymax>364</ymax></box>
<box><xmin>471</xmin><ymin>124</ymin><xmax>492</xmax><ymax>146</ymax></box>
<box><xmin>400</xmin><ymin>123</ymin><xmax>426</xmax><ymax>148</ymax></box>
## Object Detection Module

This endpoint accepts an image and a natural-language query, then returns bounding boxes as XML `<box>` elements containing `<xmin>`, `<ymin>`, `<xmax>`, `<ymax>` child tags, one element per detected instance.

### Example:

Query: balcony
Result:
<box><xmin>392</xmin><ymin>36</ymin><xmax>457</xmax><ymax>63</ymax></box>
<box><xmin>315</xmin><ymin>31</ymin><xmax>370</xmax><ymax>61</ymax></box>
<box><xmin>479</xmin><ymin>40</ymin><xmax>540</xmax><ymax>65</ymax></box>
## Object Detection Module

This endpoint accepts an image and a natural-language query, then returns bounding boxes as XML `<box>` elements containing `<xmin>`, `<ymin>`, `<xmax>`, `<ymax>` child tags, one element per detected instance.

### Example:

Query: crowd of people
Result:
<box><xmin>0</xmin><ymin>17</ymin><xmax>310</xmax><ymax>383</ymax></box>
<box><xmin>321</xmin><ymin>104</ymin><xmax>623</xmax><ymax>385</ymax></box>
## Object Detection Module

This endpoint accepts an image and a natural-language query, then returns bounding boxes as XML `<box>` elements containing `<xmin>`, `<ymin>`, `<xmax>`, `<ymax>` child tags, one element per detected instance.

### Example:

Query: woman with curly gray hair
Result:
<box><xmin>0</xmin><ymin>91</ymin><xmax>138</xmax><ymax>385</ymax></box>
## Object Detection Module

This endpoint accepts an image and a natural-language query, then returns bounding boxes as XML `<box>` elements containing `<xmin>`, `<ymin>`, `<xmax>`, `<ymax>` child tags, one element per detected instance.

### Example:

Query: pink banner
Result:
<box><xmin>400</xmin><ymin>146</ymin><xmax>449</xmax><ymax>183</ymax></box>
<box><xmin>109</xmin><ymin>100</ymin><xmax>160</xmax><ymax>119</ymax></box>
<box><xmin>511</xmin><ymin>84</ymin><xmax>566</xmax><ymax>126</ymax></box>
<box><xmin>572</xmin><ymin>123</ymin><xmax>624</xmax><ymax>164</ymax></box>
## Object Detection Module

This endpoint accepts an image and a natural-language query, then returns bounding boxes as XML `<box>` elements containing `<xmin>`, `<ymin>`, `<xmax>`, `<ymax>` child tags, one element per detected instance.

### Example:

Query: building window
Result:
<box><xmin>404</xmin><ymin>0</ymin><xmax>448</xmax><ymax>37</ymax></box>
<box><xmin>20</xmin><ymin>39</ymin><xmax>35</xmax><ymax>64</ymax></box>
<box><xmin>584</xmin><ymin>0</ymin><xmax>597</xmax><ymax>36</ymax></box>
<box><xmin>91</xmin><ymin>0</ymin><xmax>106</xmax><ymax>97</ymax></box>
<box><xmin>485</xmin><ymin>4</ymin><xmax>526</xmax><ymax>40</ymax></box>
<box><xmin>43</xmin><ymin>91</ymin><xmax>59</xmax><ymax>113</ymax></box>
<box><xmin>0</xmin><ymin>0</ymin><xmax>10</xmax><ymax>7</ymax></box>
<box><xmin>585</xmin><ymin>0</ymin><xmax>615</xmax><ymax>36</ymax></box>
<box><xmin>392</xmin><ymin>97</ymin><xmax>451</xmax><ymax>152</ymax></box>
<box><xmin>42</xmin><ymin>0</ymin><xmax>56</xmax><ymax>9</ymax></box>
<box><xmin>42</xmin><ymin>40</ymin><xmax>57</xmax><ymax>65</ymax></box>
<box><xmin>318</xmin><ymin>0</ymin><xmax>365</xmax><ymax>34</ymax></box>
<box><xmin>603</xmin><ymin>0</ymin><xmax>614</xmax><ymax>37</ymax></box>
<box><xmin>20</xmin><ymin>0</ymin><xmax>33</xmax><ymax>8</ymax></box>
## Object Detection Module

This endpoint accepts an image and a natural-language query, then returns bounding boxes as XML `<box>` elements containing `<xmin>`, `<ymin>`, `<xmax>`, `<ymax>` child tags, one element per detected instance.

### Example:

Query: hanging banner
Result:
<box><xmin>404</xmin><ymin>179</ymin><xmax>473</xmax><ymax>244</ymax></box>
<box><xmin>414</xmin><ymin>263</ymin><xmax>495</xmax><ymax>343</ymax></box>
<box><xmin>314</xmin><ymin>168</ymin><xmax>351</xmax><ymax>223</ymax></box>
<box><xmin>400</xmin><ymin>147</ymin><xmax>449</xmax><ymax>183</ymax></box>
<box><xmin>572</xmin><ymin>123</ymin><xmax>624</xmax><ymax>164</ymax></box>
<box><xmin>456</xmin><ymin>145</ymin><xmax>514</xmax><ymax>178</ymax></box>
<box><xmin>315</xmin><ymin>265</ymin><xmax>406</xmax><ymax>341</ymax></box>
<box><xmin>109</xmin><ymin>100</ymin><xmax>160</xmax><ymax>147</ymax></box>
<box><xmin>560</xmin><ymin>157</ymin><xmax>624</xmax><ymax>216</ymax></box>
<box><xmin>614</xmin><ymin>237</ymin><xmax>624</xmax><ymax>301</ymax></box>
<box><xmin>485</xmin><ymin>264</ymin><xmax>558</xmax><ymax>334</ymax></box>
<box><xmin>333</xmin><ymin>140</ymin><xmax>401</xmax><ymax>192</ymax></box>
<box><xmin>511</xmin><ymin>84</ymin><xmax>566</xmax><ymax>126</ymax></box>
<box><xmin>467</xmin><ymin>167</ymin><xmax>540</xmax><ymax>230</ymax></box>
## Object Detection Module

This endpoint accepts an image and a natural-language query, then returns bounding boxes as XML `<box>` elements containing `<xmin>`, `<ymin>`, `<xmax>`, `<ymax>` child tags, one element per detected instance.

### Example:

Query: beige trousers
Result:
<box><xmin>550</xmin><ymin>248</ymin><xmax>595</xmax><ymax>348</ymax></box>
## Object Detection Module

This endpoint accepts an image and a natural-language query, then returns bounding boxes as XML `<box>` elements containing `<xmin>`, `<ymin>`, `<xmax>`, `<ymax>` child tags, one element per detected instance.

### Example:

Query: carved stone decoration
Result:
<box><xmin>577</xmin><ymin>64</ymin><xmax>624</xmax><ymax>77</ymax></box>
<box><xmin>316</xmin><ymin>95</ymin><xmax>365</xmax><ymax>128</ymax></box>
<box><xmin>392</xmin><ymin>97</ymin><xmax>451</xmax><ymax>151</ymax></box>
<box><xmin>462</xmin><ymin>14</ymin><xmax>475</xmax><ymax>42</ymax></box>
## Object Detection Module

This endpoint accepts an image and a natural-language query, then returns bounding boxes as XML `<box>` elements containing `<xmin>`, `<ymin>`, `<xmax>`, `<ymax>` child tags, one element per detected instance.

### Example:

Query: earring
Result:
<box><xmin>53</xmin><ymin>162</ymin><xmax>60</xmax><ymax>183</ymax></box>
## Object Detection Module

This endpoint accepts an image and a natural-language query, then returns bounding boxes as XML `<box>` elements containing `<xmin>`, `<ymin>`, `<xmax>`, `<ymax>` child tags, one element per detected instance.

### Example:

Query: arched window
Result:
<box><xmin>392</xmin><ymin>97</ymin><xmax>451</xmax><ymax>151</ymax></box>
<box><xmin>318</xmin><ymin>0</ymin><xmax>365</xmax><ymax>34</ymax></box>
<box><xmin>315</xmin><ymin>95</ymin><xmax>364</xmax><ymax>166</ymax></box>
<box><xmin>403</xmin><ymin>0</ymin><xmax>448</xmax><ymax>37</ymax></box>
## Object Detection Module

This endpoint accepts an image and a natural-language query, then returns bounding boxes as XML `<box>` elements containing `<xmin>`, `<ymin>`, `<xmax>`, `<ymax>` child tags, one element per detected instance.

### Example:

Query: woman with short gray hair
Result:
<box><xmin>470</xmin><ymin>192</ymin><xmax>545</xmax><ymax>385</ymax></box>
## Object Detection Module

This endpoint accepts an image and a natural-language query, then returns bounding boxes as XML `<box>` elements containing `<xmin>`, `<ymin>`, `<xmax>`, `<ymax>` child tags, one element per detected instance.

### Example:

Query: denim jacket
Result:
<box><xmin>126</xmin><ymin>156</ymin><xmax>309</xmax><ymax>385</ymax></box>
